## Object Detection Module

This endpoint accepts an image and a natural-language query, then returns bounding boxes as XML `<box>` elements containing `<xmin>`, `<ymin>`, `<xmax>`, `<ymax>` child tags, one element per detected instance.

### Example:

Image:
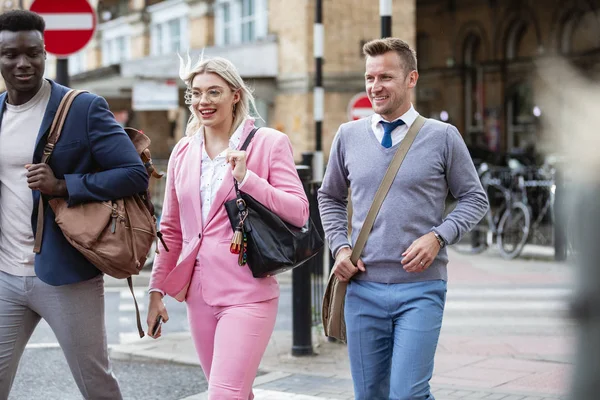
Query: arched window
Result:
<box><xmin>416</xmin><ymin>32</ymin><xmax>431</xmax><ymax>70</ymax></box>
<box><xmin>559</xmin><ymin>13</ymin><xmax>578</xmax><ymax>54</ymax></box>
<box><xmin>506</xmin><ymin>82</ymin><xmax>536</xmax><ymax>152</ymax></box>
<box><xmin>463</xmin><ymin>33</ymin><xmax>483</xmax><ymax>144</ymax></box>
<box><xmin>570</xmin><ymin>11</ymin><xmax>600</xmax><ymax>54</ymax></box>
<box><xmin>505</xmin><ymin>19</ymin><xmax>539</xmax><ymax>60</ymax></box>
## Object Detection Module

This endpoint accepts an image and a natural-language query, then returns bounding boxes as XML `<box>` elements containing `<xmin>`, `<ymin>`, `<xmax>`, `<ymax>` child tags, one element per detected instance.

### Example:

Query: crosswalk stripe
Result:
<box><xmin>441</xmin><ymin>316</ymin><xmax>571</xmax><ymax>327</ymax></box>
<box><xmin>119</xmin><ymin>303</ymin><xmax>146</xmax><ymax>312</ymax></box>
<box><xmin>118</xmin><ymin>289</ymin><xmax>147</xmax><ymax>298</ymax></box>
<box><xmin>447</xmin><ymin>287</ymin><xmax>571</xmax><ymax>298</ymax></box>
<box><xmin>445</xmin><ymin>300</ymin><xmax>567</xmax><ymax>311</ymax></box>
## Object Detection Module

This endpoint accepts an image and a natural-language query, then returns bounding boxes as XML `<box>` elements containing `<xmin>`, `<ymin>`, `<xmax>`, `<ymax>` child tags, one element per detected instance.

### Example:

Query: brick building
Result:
<box><xmin>5</xmin><ymin>1</ymin><xmax>594</xmax><ymax>162</ymax></box>
<box><xmin>416</xmin><ymin>0</ymin><xmax>600</xmax><ymax>158</ymax></box>
<box><xmin>1</xmin><ymin>0</ymin><xmax>417</xmax><ymax>161</ymax></box>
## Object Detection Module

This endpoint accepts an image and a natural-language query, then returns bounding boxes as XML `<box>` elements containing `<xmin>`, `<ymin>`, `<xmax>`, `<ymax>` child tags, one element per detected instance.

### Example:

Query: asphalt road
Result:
<box><xmin>10</xmin><ymin>348</ymin><xmax>207</xmax><ymax>400</ymax></box>
<box><xmin>6</xmin><ymin>279</ymin><xmax>293</xmax><ymax>400</ymax></box>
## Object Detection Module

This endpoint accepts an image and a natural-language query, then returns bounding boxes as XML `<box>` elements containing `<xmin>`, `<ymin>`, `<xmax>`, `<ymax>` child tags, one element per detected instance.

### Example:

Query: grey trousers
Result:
<box><xmin>0</xmin><ymin>271</ymin><xmax>122</xmax><ymax>400</ymax></box>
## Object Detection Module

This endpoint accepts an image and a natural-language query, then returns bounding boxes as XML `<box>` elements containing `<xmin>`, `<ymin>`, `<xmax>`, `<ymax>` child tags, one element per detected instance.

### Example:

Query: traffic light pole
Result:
<box><xmin>313</xmin><ymin>0</ymin><xmax>324</xmax><ymax>182</ymax></box>
<box><xmin>380</xmin><ymin>0</ymin><xmax>392</xmax><ymax>38</ymax></box>
<box><xmin>55</xmin><ymin>58</ymin><xmax>69</xmax><ymax>87</ymax></box>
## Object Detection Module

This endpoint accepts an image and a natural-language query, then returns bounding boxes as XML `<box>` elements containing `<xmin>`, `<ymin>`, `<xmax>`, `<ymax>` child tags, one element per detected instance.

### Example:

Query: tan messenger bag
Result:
<box><xmin>322</xmin><ymin>115</ymin><xmax>426</xmax><ymax>342</ymax></box>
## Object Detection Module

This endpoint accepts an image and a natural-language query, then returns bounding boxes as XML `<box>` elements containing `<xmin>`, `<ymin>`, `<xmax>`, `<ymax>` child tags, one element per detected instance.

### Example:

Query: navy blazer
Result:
<box><xmin>0</xmin><ymin>80</ymin><xmax>149</xmax><ymax>286</ymax></box>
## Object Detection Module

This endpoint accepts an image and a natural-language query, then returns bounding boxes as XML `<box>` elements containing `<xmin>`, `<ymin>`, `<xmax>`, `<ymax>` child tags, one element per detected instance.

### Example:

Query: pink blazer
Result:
<box><xmin>149</xmin><ymin>119</ymin><xmax>310</xmax><ymax>305</ymax></box>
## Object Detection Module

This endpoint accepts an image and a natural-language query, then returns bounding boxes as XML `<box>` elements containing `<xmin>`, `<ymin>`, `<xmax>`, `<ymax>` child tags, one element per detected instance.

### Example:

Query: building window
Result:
<box><xmin>102</xmin><ymin>36</ymin><xmax>130</xmax><ymax>66</ymax></box>
<box><xmin>506</xmin><ymin>82</ymin><xmax>536</xmax><ymax>151</ymax></box>
<box><xmin>416</xmin><ymin>33</ymin><xmax>431</xmax><ymax>70</ymax></box>
<box><xmin>69</xmin><ymin>51</ymin><xmax>87</xmax><ymax>75</ymax></box>
<box><xmin>153</xmin><ymin>24</ymin><xmax>163</xmax><ymax>55</ymax></box>
<box><xmin>463</xmin><ymin>34</ymin><xmax>483</xmax><ymax>138</ymax></box>
<box><xmin>241</xmin><ymin>0</ymin><xmax>256</xmax><ymax>43</ymax></box>
<box><xmin>99</xmin><ymin>17</ymin><xmax>132</xmax><ymax>66</ymax></box>
<box><xmin>168</xmin><ymin>19</ymin><xmax>182</xmax><ymax>52</ymax></box>
<box><xmin>216</xmin><ymin>0</ymin><xmax>267</xmax><ymax>46</ymax></box>
<box><xmin>151</xmin><ymin>18</ymin><xmax>185</xmax><ymax>55</ymax></box>
<box><xmin>148</xmin><ymin>0</ymin><xmax>189</xmax><ymax>55</ymax></box>
<box><xmin>222</xmin><ymin>2</ymin><xmax>232</xmax><ymax>45</ymax></box>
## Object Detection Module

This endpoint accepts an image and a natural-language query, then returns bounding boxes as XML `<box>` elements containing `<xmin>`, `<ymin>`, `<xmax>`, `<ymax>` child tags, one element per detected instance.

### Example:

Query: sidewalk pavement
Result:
<box><xmin>110</xmin><ymin>246</ymin><xmax>576</xmax><ymax>400</ymax></box>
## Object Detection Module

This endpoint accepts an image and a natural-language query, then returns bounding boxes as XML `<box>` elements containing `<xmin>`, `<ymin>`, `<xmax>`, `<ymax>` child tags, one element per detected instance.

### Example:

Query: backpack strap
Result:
<box><xmin>33</xmin><ymin>89</ymin><xmax>87</xmax><ymax>253</ymax></box>
<box><xmin>127</xmin><ymin>277</ymin><xmax>145</xmax><ymax>338</ymax></box>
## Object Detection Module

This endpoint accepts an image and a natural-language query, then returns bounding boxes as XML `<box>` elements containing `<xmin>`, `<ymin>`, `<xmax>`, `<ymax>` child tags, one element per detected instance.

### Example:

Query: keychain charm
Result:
<box><xmin>237</xmin><ymin>231</ymin><xmax>248</xmax><ymax>266</ymax></box>
<box><xmin>230</xmin><ymin>225</ymin><xmax>243</xmax><ymax>254</ymax></box>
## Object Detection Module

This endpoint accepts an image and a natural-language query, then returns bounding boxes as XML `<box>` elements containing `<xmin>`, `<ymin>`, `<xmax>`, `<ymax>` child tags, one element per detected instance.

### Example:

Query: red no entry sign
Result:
<box><xmin>30</xmin><ymin>0</ymin><xmax>97</xmax><ymax>58</ymax></box>
<box><xmin>347</xmin><ymin>92</ymin><xmax>373</xmax><ymax>121</ymax></box>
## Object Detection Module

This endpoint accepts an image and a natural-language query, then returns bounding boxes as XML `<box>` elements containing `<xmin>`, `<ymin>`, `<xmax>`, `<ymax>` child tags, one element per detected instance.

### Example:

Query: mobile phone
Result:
<box><xmin>151</xmin><ymin>315</ymin><xmax>163</xmax><ymax>336</ymax></box>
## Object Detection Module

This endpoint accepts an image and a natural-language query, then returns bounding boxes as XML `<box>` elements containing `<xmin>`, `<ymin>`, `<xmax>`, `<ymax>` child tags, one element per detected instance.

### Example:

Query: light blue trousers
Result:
<box><xmin>345</xmin><ymin>279</ymin><xmax>447</xmax><ymax>400</ymax></box>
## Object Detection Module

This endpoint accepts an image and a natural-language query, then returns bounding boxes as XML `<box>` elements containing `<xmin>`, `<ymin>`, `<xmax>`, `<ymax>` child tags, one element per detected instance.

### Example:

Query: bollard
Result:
<box><xmin>554</xmin><ymin>168</ymin><xmax>567</xmax><ymax>261</ymax></box>
<box><xmin>291</xmin><ymin>164</ymin><xmax>314</xmax><ymax>356</ymax></box>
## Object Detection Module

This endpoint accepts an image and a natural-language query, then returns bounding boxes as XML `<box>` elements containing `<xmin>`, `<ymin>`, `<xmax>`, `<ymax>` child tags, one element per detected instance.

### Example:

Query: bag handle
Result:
<box><xmin>233</xmin><ymin>127</ymin><xmax>259</xmax><ymax>195</ymax></box>
<box><xmin>350</xmin><ymin>115</ymin><xmax>427</xmax><ymax>265</ymax></box>
<box><xmin>33</xmin><ymin>89</ymin><xmax>87</xmax><ymax>253</ymax></box>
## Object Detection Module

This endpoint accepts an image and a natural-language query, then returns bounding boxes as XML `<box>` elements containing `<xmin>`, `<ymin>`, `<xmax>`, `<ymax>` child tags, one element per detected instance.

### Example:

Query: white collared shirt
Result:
<box><xmin>194</xmin><ymin>119</ymin><xmax>249</xmax><ymax>226</ymax></box>
<box><xmin>371</xmin><ymin>104</ymin><xmax>420</xmax><ymax>147</ymax></box>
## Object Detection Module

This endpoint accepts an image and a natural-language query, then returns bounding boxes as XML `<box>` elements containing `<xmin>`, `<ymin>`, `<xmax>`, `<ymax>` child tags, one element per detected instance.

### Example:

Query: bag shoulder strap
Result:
<box><xmin>233</xmin><ymin>127</ymin><xmax>260</xmax><ymax>193</ymax></box>
<box><xmin>239</xmin><ymin>127</ymin><xmax>259</xmax><ymax>151</ymax></box>
<box><xmin>350</xmin><ymin>115</ymin><xmax>427</xmax><ymax>265</ymax></box>
<box><xmin>33</xmin><ymin>89</ymin><xmax>88</xmax><ymax>253</ymax></box>
<box><xmin>42</xmin><ymin>89</ymin><xmax>87</xmax><ymax>162</ymax></box>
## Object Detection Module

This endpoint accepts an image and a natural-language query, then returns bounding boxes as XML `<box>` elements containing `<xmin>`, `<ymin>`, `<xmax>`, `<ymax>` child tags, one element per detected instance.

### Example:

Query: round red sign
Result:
<box><xmin>30</xmin><ymin>0</ymin><xmax>97</xmax><ymax>58</ymax></box>
<box><xmin>347</xmin><ymin>92</ymin><xmax>373</xmax><ymax>121</ymax></box>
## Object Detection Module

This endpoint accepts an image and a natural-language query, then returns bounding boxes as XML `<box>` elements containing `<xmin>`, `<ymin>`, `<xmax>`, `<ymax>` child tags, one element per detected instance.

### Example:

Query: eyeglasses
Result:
<box><xmin>191</xmin><ymin>88</ymin><xmax>223</xmax><ymax>104</ymax></box>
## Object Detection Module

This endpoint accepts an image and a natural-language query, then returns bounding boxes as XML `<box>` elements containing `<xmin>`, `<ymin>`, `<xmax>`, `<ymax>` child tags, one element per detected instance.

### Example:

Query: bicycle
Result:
<box><xmin>452</xmin><ymin>164</ymin><xmax>515</xmax><ymax>255</ymax></box>
<box><xmin>497</xmin><ymin>166</ymin><xmax>555</xmax><ymax>259</ymax></box>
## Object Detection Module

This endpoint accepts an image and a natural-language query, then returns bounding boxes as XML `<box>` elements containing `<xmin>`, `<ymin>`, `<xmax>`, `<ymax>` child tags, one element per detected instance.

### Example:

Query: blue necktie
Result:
<box><xmin>379</xmin><ymin>119</ymin><xmax>405</xmax><ymax>148</ymax></box>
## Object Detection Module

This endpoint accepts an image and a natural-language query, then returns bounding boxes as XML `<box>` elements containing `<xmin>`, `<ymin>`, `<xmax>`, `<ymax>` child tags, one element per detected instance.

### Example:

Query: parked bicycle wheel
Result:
<box><xmin>497</xmin><ymin>202</ymin><xmax>531</xmax><ymax>259</ymax></box>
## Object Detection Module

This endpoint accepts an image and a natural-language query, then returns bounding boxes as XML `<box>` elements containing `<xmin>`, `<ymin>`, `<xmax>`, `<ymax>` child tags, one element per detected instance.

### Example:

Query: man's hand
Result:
<box><xmin>332</xmin><ymin>247</ymin><xmax>365</xmax><ymax>282</ymax></box>
<box><xmin>25</xmin><ymin>164</ymin><xmax>68</xmax><ymax>196</ymax></box>
<box><xmin>401</xmin><ymin>232</ymin><xmax>441</xmax><ymax>273</ymax></box>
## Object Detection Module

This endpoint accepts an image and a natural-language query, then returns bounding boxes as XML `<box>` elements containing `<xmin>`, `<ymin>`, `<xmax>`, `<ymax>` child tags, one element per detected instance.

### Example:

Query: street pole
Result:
<box><xmin>292</xmin><ymin>163</ymin><xmax>315</xmax><ymax>356</ymax></box>
<box><xmin>55</xmin><ymin>58</ymin><xmax>70</xmax><ymax>87</ymax></box>
<box><xmin>553</xmin><ymin>168</ymin><xmax>567</xmax><ymax>261</ymax></box>
<box><xmin>312</xmin><ymin>0</ymin><xmax>324</xmax><ymax>182</ymax></box>
<box><xmin>380</xmin><ymin>0</ymin><xmax>392</xmax><ymax>38</ymax></box>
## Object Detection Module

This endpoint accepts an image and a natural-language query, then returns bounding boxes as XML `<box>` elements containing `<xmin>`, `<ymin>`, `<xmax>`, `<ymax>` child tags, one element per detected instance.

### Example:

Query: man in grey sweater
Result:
<box><xmin>318</xmin><ymin>38</ymin><xmax>488</xmax><ymax>399</ymax></box>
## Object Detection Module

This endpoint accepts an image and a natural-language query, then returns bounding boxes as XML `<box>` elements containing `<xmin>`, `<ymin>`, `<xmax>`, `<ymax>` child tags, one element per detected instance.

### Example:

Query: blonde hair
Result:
<box><xmin>179</xmin><ymin>53</ymin><xmax>260</xmax><ymax>136</ymax></box>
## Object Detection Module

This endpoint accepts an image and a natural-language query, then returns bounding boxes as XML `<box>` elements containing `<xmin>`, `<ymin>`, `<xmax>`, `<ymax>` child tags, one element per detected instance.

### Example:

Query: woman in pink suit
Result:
<box><xmin>146</xmin><ymin>56</ymin><xmax>309</xmax><ymax>400</ymax></box>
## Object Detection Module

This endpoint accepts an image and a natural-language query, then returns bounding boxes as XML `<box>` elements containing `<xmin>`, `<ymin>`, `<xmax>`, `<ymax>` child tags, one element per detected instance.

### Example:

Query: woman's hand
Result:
<box><xmin>146</xmin><ymin>291</ymin><xmax>169</xmax><ymax>339</ymax></box>
<box><xmin>226</xmin><ymin>149</ymin><xmax>247</xmax><ymax>183</ymax></box>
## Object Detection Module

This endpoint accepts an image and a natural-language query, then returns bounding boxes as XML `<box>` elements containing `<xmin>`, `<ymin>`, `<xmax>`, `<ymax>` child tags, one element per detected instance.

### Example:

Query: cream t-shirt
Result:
<box><xmin>0</xmin><ymin>79</ymin><xmax>51</xmax><ymax>276</ymax></box>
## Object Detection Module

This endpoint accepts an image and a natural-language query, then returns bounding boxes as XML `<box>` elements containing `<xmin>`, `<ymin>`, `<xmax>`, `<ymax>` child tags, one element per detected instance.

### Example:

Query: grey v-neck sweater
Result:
<box><xmin>318</xmin><ymin>117</ymin><xmax>488</xmax><ymax>283</ymax></box>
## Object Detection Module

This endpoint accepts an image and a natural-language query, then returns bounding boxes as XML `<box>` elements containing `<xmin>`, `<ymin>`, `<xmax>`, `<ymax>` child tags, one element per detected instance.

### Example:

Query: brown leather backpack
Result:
<box><xmin>33</xmin><ymin>89</ymin><xmax>167</xmax><ymax>338</ymax></box>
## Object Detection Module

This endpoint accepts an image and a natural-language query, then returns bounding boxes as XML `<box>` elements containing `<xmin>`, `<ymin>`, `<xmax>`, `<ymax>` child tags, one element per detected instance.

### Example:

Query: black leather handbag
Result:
<box><xmin>224</xmin><ymin>128</ymin><xmax>324</xmax><ymax>278</ymax></box>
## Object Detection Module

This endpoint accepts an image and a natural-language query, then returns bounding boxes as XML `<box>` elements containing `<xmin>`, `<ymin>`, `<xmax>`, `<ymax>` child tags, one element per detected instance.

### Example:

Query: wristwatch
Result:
<box><xmin>433</xmin><ymin>232</ymin><xmax>446</xmax><ymax>249</ymax></box>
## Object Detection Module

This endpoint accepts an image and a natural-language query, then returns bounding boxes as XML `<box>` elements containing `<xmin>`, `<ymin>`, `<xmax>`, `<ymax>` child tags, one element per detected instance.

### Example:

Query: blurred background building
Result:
<box><xmin>1</xmin><ymin>0</ymin><xmax>599</xmax><ymax>162</ymax></box>
<box><xmin>1</xmin><ymin>0</ymin><xmax>415</xmax><ymax>160</ymax></box>
<box><xmin>417</xmin><ymin>0</ymin><xmax>600</xmax><ymax>161</ymax></box>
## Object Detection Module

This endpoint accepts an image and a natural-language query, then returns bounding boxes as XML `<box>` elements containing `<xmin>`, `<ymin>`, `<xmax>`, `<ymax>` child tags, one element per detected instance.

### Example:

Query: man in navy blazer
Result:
<box><xmin>0</xmin><ymin>11</ymin><xmax>148</xmax><ymax>399</ymax></box>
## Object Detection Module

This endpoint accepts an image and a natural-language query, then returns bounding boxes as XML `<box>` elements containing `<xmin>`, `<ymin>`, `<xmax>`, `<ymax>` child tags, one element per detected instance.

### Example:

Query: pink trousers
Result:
<box><xmin>186</xmin><ymin>273</ymin><xmax>278</xmax><ymax>400</ymax></box>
